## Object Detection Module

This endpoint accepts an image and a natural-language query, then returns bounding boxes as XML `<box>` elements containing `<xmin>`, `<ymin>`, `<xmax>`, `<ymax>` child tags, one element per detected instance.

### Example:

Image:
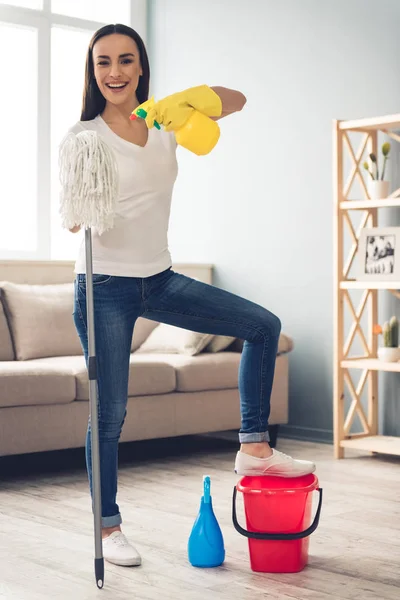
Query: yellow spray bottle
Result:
<box><xmin>130</xmin><ymin>97</ymin><xmax>220</xmax><ymax>156</ymax></box>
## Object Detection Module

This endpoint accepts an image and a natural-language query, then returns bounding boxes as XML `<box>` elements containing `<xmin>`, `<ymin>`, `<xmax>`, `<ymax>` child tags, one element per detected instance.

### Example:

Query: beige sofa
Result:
<box><xmin>0</xmin><ymin>261</ymin><xmax>292</xmax><ymax>457</ymax></box>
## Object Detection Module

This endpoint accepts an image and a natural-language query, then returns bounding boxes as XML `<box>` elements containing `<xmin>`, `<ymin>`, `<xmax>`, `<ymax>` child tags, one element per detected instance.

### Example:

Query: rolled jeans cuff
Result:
<box><xmin>102</xmin><ymin>513</ymin><xmax>122</xmax><ymax>528</ymax></box>
<box><xmin>239</xmin><ymin>431</ymin><xmax>270</xmax><ymax>443</ymax></box>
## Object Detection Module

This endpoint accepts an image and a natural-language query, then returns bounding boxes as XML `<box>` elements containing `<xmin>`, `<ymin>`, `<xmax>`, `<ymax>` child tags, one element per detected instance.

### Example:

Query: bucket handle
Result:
<box><xmin>232</xmin><ymin>486</ymin><xmax>323</xmax><ymax>541</ymax></box>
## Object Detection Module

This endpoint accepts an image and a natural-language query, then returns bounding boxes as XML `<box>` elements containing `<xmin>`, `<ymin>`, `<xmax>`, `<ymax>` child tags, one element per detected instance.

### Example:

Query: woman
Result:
<box><xmin>67</xmin><ymin>23</ymin><xmax>315</xmax><ymax>567</ymax></box>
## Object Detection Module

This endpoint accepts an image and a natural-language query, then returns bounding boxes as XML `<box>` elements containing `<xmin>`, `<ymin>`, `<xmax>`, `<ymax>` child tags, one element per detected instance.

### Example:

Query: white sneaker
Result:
<box><xmin>102</xmin><ymin>531</ymin><xmax>141</xmax><ymax>567</ymax></box>
<box><xmin>235</xmin><ymin>449</ymin><xmax>316</xmax><ymax>478</ymax></box>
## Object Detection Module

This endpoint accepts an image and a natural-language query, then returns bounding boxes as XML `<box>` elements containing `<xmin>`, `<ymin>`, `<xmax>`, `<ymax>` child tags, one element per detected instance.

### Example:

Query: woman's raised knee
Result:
<box><xmin>258</xmin><ymin>310</ymin><xmax>281</xmax><ymax>340</ymax></box>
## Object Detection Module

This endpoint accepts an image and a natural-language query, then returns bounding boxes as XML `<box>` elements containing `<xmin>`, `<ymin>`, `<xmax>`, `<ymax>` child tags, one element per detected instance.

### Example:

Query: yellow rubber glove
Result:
<box><xmin>145</xmin><ymin>85</ymin><xmax>222</xmax><ymax>132</ymax></box>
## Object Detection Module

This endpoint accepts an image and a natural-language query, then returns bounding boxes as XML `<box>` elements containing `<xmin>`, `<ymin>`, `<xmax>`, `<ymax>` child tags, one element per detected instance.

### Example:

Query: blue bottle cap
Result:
<box><xmin>203</xmin><ymin>475</ymin><xmax>211</xmax><ymax>503</ymax></box>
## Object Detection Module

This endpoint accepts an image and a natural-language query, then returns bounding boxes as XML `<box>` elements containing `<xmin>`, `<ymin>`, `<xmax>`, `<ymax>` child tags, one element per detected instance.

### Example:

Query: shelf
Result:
<box><xmin>339</xmin><ymin>113</ymin><xmax>400</xmax><ymax>131</ymax></box>
<box><xmin>334</xmin><ymin>113</ymin><xmax>400</xmax><ymax>460</ymax></box>
<box><xmin>340</xmin><ymin>280</ymin><xmax>400</xmax><ymax>290</ymax></box>
<box><xmin>340</xmin><ymin>198</ymin><xmax>400</xmax><ymax>210</ymax></box>
<box><xmin>341</xmin><ymin>358</ymin><xmax>400</xmax><ymax>372</ymax></box>
<box><xmin>340</xmin><ymin>435</ymin><xmax>400</xmax><ymax>456</ymax></box>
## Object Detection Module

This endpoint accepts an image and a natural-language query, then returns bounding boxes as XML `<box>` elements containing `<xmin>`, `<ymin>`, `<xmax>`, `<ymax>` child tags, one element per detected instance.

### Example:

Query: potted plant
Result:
<box><xmin>363</xmin><ymin>142</ymin><xmax>391</xmax><ymax>200</ymax></box>
<box><xmin>373</xmin><ymin>316</ymin><xmax>400</xmax><ymax>362</ymax></box>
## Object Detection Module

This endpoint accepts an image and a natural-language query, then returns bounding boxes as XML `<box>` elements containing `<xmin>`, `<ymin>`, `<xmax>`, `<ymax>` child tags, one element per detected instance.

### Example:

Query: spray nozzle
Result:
<box><xmin>203</xmin><ymin>475</ymin><xmax>211</xmax><ymax>503</ymax></box>
<box><xmin>130</xmin><ymin>107</ymin><xmax>161</xmax><ymax>130</ymax></box>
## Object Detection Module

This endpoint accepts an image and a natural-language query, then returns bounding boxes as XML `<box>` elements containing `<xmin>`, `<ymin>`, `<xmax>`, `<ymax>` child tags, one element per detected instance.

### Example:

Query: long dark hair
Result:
<box><xmin>80</xmin><ymin>24</ymin><xmax>150</xmax><ymax>121</ymax></box>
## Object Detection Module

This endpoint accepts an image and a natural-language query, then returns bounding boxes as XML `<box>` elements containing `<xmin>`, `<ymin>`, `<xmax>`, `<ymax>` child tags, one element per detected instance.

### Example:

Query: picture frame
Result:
<box><xmin>357</xmin><ymin>227</ymin><xmax>400</xmax><ymax>281</ymax></box>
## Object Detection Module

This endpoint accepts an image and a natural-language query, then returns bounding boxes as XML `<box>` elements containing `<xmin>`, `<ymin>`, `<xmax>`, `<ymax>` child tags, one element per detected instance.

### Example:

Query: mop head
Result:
<box><xmin>58</xmin><ymin>130</ymin><xmax>118</xmax><ymax>235</ymax></box>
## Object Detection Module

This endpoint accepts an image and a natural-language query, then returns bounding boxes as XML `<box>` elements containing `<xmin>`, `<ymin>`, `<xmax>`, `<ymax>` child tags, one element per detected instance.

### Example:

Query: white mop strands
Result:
<box><xmin>59</xmin><ymin>130</ymin><xmax>118</xmax><ymax>234</ymax></box>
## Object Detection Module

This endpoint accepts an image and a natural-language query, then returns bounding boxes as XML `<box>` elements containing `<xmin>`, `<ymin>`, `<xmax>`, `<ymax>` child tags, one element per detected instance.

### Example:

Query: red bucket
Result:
<box><xmin>232</xmin><ymin>474</ymin><xmax>322</xmax><ymax>573</ymax></box>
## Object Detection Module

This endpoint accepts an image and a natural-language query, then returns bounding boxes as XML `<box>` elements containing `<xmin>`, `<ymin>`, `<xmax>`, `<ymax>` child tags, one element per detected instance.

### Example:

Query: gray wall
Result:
<box><xmin>147</xmin><ymin>0</ymin><xmax>400</xmax><ymax>442</ymax></box>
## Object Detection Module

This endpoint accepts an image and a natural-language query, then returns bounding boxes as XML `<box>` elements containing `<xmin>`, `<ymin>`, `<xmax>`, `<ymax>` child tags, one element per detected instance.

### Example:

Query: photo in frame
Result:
<box><xmin>357</xmin><ymin>227</ymin><xmax>400</xmax><ymax>281</ymax></box>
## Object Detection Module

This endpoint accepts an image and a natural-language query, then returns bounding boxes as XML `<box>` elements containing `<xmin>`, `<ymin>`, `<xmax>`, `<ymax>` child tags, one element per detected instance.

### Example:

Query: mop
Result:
<box><xmin>57</xmin><ymin>93</ymin><xmax>220</xmax><ymax>588</ymax></box>
<box><xmin>59</xmin><ymin>130</ymin><xmax>119</xmax><ymax>589</ymax></box>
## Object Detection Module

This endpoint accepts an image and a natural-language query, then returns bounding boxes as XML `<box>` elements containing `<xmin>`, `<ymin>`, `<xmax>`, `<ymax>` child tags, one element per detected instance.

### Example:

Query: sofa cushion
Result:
<box><xmin>0</xmin><ymin>358</ymin><xmax>77</xmax><ymax>408</ymax></box>
<box><xmin>75</xmin><ymin>353</ymin><xmax>176</xmax><ymax>400</ymax></box>
<box><xmin>204</xmin><ymin>335</ymin><xmax>236</xmax><ymax>353</ymax></box>
<box><xmin>135</xmin><ymin>323</ymin><xmax>214</xmax><ymax>356</ymax></box>
<box><xmin>0</xmin><ymin>290</ymin><xmax>14</xmax><ymax>361</ymax></box>
<box><xmin>150</xmin><ymin>352</ymin><xmax>241</xmax><ymax>392</ymax></box>
<box><xmin>131</xmin><ymin>317</ymin><xmax>159</xmax><ymax>352</ymax></box>
<box><xmin>0</xmin><ymin>281</ymin><xmax>82</xmax><ymax>360</ymax></box>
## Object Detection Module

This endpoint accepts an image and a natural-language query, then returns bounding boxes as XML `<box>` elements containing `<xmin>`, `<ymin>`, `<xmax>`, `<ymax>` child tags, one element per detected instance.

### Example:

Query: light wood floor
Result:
<box><xmin>0</xmin><ymin>435</ymin><xmax>399</xmax><ymax>600</ymax></box>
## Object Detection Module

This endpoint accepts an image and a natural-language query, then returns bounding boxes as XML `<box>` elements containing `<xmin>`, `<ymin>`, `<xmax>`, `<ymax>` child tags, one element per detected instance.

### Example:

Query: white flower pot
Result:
<box><xmin>377</xmin><ymin>346</ymin><xmax>400</xmax><ymax>362</ymax></box>
<box><xmin>368</xmin><ymin>180</ymin><xmax>389</xmax><ymax>200</ymax></box>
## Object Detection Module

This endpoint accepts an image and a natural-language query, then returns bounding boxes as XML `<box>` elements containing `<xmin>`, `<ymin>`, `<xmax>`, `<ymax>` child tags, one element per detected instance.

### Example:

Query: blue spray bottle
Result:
<box><xmin>188</xmin><ymin>475</ymin><xmax>225</xmax><ymax>568</ymax></box>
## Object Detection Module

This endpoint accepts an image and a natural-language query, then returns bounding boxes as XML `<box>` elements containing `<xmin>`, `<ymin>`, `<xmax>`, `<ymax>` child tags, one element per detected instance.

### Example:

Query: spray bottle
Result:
<box><xmin>188</xmin><ymin>475</ymin><xmax>225</xmax><ymax>568</ymax></box>
<box><xmin>130</xmin><ymin>97</ymin><xmax>220</xmax><ymax>156</ymax></box>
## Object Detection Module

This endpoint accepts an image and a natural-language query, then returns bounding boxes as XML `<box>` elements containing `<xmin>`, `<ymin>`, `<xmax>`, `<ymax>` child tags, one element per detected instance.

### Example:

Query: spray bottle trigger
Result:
<box><xmin>135</xmin><ymin>108</ymin><xmax>161</xmax><ymax>130</ymax></box>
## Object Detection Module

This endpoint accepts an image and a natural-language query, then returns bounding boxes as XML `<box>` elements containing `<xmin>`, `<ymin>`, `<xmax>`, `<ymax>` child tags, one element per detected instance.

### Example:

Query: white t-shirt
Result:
<box><xmin>67</xmin><ymin>115</ymin><xmax>178</xmax><ymax>278</ymax></box>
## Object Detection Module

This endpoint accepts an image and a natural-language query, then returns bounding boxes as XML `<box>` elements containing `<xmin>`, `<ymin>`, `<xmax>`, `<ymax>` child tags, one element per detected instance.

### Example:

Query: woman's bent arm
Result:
<box><xmin>210</xmin><ymin>86</ymin><xmax>247</xmax><ymax>119</ymax></box>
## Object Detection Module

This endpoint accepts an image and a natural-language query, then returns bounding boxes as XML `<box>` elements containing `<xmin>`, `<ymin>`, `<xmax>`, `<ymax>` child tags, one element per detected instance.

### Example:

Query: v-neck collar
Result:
<box><xmin>97</xmin><ymin>115</ymin><xmax>151</xmax><ymax>150</ymax></box>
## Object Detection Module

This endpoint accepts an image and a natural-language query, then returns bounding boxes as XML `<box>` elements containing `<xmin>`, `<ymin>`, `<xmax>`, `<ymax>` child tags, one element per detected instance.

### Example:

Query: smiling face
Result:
<box><xmin>92</xmin><ymin>33</ymin><xmax>142</xmax><ymax>109</ymax></box>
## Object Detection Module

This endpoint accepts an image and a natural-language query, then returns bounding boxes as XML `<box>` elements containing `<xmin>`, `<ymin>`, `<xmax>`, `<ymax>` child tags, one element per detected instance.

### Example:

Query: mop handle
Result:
<box><xmin>85</xmin><ymin>227</ymin><xmax>104</xmax><ymax>589</ymax></box>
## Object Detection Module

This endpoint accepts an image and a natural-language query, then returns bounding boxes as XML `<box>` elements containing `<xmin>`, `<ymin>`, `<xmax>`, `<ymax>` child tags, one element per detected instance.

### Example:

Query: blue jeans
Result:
<box><xmin>73</xmin><ymin>267</ymin><xmax>281</xmax><ymax>527</ymax></box>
